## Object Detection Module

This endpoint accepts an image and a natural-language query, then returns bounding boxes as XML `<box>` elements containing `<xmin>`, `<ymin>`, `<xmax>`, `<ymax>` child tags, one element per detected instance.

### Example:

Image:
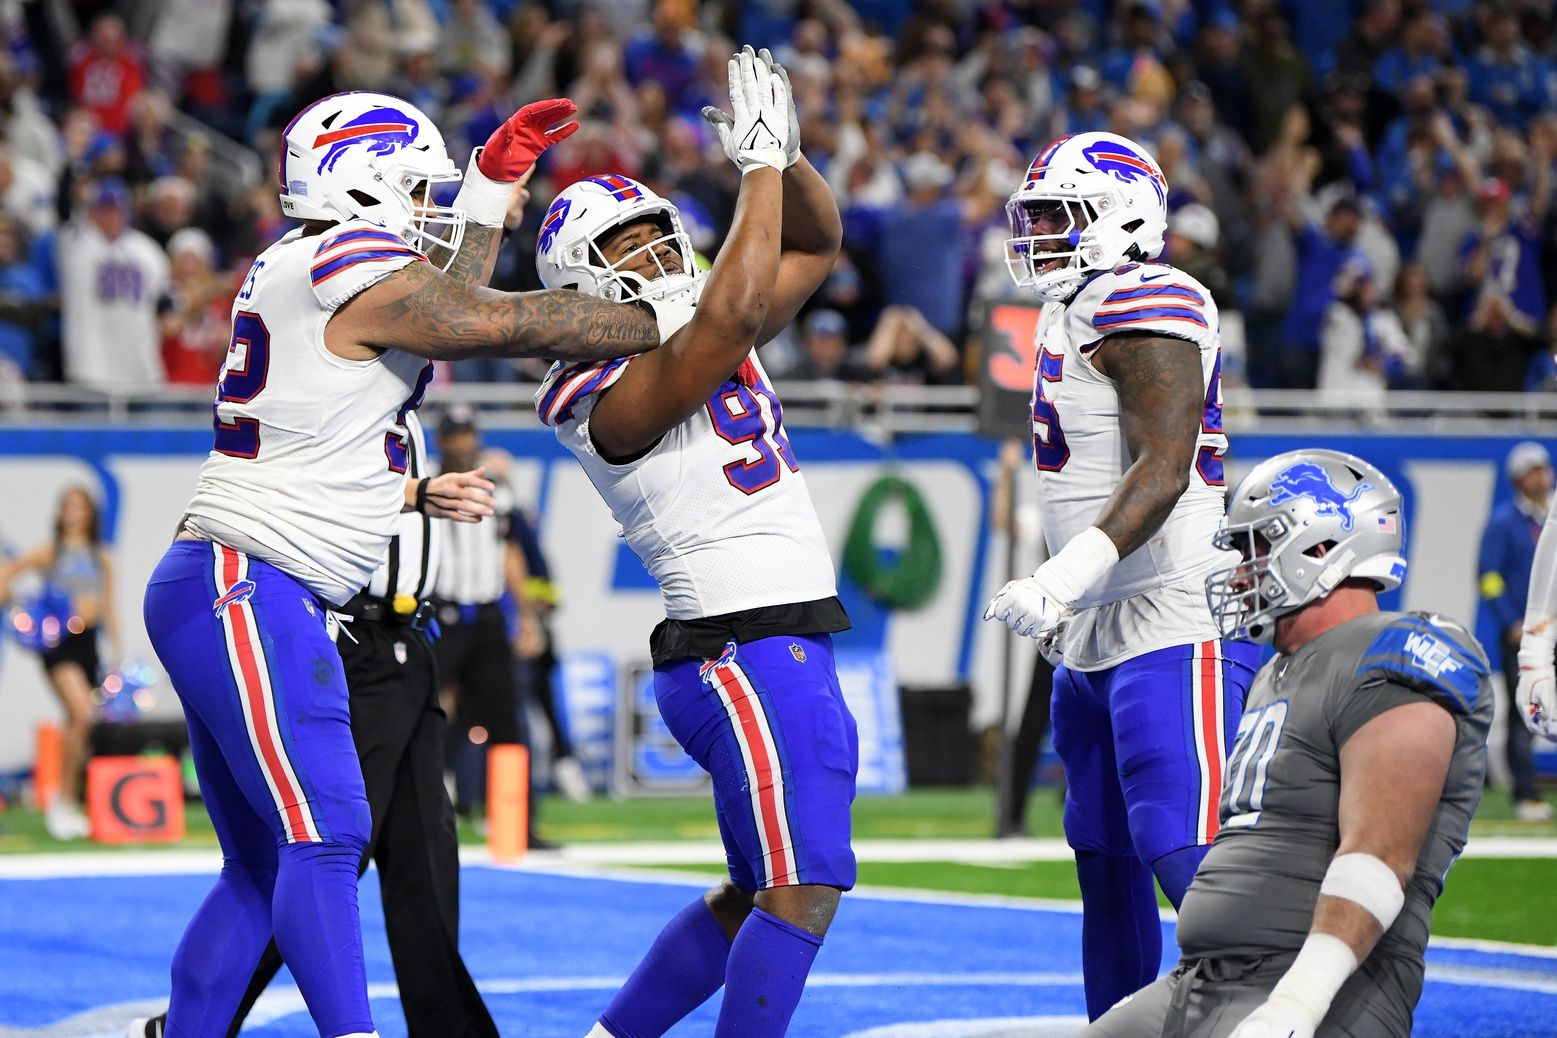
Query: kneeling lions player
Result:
<box><xmin>536</xmin><ymin>49</ymin><xmax>852</xmax><ymax>1038</ymax></box>
<box><xmin>1082</xmin><ymin>449</ymin><xmax>1492</xmax><ymax>1038</ymax></box>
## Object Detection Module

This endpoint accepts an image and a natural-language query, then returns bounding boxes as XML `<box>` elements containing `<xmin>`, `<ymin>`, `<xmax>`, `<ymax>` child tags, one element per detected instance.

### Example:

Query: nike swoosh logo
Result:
<box><xmin>1139</xmin><ymin>271</ymin><xmax>1171</xmax><ymax>282</ymax></box>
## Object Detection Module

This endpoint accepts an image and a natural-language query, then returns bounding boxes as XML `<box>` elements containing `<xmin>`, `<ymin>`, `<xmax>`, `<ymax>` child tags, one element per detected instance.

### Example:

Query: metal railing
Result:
<box><xmin>4</xmin><ymin>381</ymin><xmax>1557</xmax><ymax>436</ymax></box>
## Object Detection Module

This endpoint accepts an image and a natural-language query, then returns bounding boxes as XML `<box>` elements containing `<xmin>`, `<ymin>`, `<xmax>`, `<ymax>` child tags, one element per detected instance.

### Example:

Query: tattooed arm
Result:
<box><xmin>444</xmin><ymin>224</ymin><xmax>502</xmax><ymax>287</ymax></box>
<box><xmin>327</xmin><ymin>262</ymin><xmax>659</xmax><ymax>362</ymax></box>
<box><xmin>1090</xmin><ymin>335</ymin><xmax>1204</xmax><ymax>557</ymax></box>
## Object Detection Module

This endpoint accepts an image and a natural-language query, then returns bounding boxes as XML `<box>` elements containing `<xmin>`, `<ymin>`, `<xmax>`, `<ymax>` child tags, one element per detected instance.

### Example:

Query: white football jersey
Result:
<box><xmin>58</xmin><ymin>221</ymin><xmax>169</xmax><ymax>388</ymax></box>
<box><xmin>537</xmin><ymin>348</ymin><xmax>836</xmax><ymax>620</ymax></box>
<box><xmin>184</xmin><ymin>220</ymin><xmax>433</xmax><ymax>606</ymax></box>
<box><xmin>1032</xmin><ymin>261</ymin><xmax>1235</xmax><ymax>668</ymax></box>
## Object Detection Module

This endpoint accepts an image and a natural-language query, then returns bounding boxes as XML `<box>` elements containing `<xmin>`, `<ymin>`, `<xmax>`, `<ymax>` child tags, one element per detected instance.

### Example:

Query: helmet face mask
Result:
<box><xmin>1005</xmin><ymin>131</ymin><xmax>1169</xmax><ymax>303</ymax></box>
<box><xmin>537</xmin><ymin>176</ymin><xmax>704</xmax><ymax>306</ymax></box>
<box><xmin>1205</xmin><ymin>450</ymin><xmax>1407</xmax><ymax>642</ymax></box>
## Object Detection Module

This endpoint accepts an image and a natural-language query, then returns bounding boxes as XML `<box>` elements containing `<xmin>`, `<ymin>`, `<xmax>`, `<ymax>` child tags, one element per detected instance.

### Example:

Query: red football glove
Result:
<box><xmin>476</xmin><ymin>98</ymin><xmax>580</xmax><ymax>182</ymax></box>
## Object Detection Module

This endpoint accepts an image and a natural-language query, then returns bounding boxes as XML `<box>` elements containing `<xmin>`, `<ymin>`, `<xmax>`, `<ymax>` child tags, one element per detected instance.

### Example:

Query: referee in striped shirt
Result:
<box><xmin>431</xmin><ymin>406</ymin><xmax>539</xmax><ymax>829</ymax></box>
<box><xmin>134</xmin><ymin>410</ymin><xmax>501</xmax><ymax>1038</ymax></box>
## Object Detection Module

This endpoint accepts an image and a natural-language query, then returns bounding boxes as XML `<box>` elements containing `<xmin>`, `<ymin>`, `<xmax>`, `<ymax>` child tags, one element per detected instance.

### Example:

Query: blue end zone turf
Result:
<box><xmin>0</xmin><ymin>864</ymin><xmax>1553</xmax><ymax>1037</ymax></box>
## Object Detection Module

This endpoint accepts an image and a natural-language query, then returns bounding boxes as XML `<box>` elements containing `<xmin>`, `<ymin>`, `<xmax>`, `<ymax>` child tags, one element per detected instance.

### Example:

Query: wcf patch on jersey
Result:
<box><xmin>1403</xmin><ymin>631</ymin><xmax>1461</xmax><ymax>679</ymax></box>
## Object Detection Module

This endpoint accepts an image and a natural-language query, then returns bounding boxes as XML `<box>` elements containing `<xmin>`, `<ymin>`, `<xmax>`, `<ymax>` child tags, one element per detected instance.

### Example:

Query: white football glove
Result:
<box><xmin>1517</xmin><ymin>623</ymin><xmax>1557</xmax><ymax>739</ymax></box>
<box><xmin>984</xmin><ymin>572</ymin><xmax>1067</xmax><ymax>641</ymax></box>
<box><xmin>1228</xmin><ymin>997</ymin><xmax>1316</xmax><ymax>1038</ymax></box>
<box><xmin>702</xmin><ymin>45</ymin><xmax>791</xmax><ymax>174</ymax></box>
<box><xmin>1036</xmin><ymin>614</ymin><xmax>1069</xmax><ymax>667</ymax></box>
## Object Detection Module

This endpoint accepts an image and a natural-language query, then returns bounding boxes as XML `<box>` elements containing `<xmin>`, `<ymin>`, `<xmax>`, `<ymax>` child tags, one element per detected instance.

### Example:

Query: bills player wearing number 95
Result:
<box><xmin>536</xmin><ymin>48</ymin><xmax>852</xmax><ymax>1038</ymax></box>
<box><xmin>981</xmin><ymin>130</ymin><xmax>1263</xmax><ymax>1019</ymax></box>
<box><xmin>139</xmin><ymin>90</ymin><xmax>659</xmax><ymax>1038</ymax></box>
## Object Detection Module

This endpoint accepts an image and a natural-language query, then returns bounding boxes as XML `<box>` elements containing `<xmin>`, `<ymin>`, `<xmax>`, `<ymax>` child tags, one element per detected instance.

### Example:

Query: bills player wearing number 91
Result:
<box><xmin>138</xmin><ymin>89</ymin><xmax>657</xmax><ymax>1038</ymax></box>
<box><xmin>982</xmin><ymin>130</ymin><xmax>1263</xmax><ymax>1020</ymax></box>
<box><xmin>536</xmin><ymin>48</ymin><xmax>853</xmax><ymax>1038</ymax></box>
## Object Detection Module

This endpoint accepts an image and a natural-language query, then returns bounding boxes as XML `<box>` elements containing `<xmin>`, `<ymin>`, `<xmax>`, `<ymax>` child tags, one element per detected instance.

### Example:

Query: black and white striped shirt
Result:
<box><xmin>433</xmin><ymin>472</ymin><xmax>513</xmax><ymax>606</ymax></box>
<box><xmin>365</xmin><ymin>411</ymin><xmax>442</xmax><ymax>602</ymax></box>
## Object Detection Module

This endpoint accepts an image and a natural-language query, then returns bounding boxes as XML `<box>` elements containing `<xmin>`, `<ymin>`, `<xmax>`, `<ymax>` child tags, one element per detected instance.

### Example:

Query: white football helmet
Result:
<box><xmin>1005</xmin><ymin>131</ymin><xmax>1170</xmax><ymax>302</ymax></box>
<box><xmin>278</xmin><ymin>91</ymin><xmax>466</xmax><ymax>266</ymax></box>
<box><xmin>1206</xmin><ymin>449</ymin><xmax>1408</xmax><ymax>643</ymax></box>
<box><xmin>535</xmin><ymin>175</ymin><xmax>704</xmax><ymax>305</ymax></box>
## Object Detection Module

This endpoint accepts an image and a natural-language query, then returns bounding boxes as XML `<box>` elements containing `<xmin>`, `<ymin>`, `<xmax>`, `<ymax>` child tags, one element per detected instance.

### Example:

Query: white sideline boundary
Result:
<box><xmin>2</xmin><ymin>834</ymin><xmax>1555</xmax><ymax>879</ymax></box>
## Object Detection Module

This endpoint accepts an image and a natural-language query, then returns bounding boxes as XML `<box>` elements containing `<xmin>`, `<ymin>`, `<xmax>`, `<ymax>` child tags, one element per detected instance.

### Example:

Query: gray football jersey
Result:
<box><xmin>1174</xmin><ymin>611</ymin><xmax>1492</xmax><ymax>1033</ymax></box>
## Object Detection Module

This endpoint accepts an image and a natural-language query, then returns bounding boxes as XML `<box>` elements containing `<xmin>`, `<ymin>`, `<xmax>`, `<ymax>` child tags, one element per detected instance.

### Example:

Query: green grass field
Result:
<box><xmin>4</xmin><ymin>785</ymin><xmax>1554</xmax><ymax>946</ymax></box>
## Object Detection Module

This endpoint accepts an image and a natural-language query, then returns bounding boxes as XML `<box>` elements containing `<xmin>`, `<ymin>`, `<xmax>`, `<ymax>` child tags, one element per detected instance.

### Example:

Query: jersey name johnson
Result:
<box><xmin>184</xmin><ymin>221</ymin><xmax>431</xmax><ymax>606</ymax></box>
<box><xmin>538</xmin><ymin>351</ymin><xmax>836</xmax><ymax>620</ymax></box>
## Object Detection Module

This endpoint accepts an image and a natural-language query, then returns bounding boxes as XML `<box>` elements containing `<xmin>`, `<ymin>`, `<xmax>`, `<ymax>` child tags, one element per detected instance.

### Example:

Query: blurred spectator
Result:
<box><xmin>1452</xmin><ymin>292</ymin><xmax>1541</xmax><ymax>393</ymax></box>
<box><xmin>1317</xmin><ymin>262</ymin><xmax>1410</xmax><ymax>411</ymax></box>
<box><xmin>1459</xmin><ymin>123</ymin><xmax>1552</xmax><ymax>325</ymax></box>
<box><xmin>1239</xmin><ymin>10</ymin><xmax>1309</xmax><ymax>154</ymax></box>
<box><xmin>863</xmin><ymin>304</ymin><xmax>959</xmax><ymax>385</ymax></box>
<box><xmin>57</xmin><ymin>179</ymin><xmax>168</xmax><ymax>389</ymax></box>
<box><xmin>0</xmin><ymin>52</ymin><xmax>63</xmax><ymax>175</ymax></box>
<box><xmin>1393</xmin><ymin>263</ymin><xmax>1449</xmax><ymax>390</ymax></box>
<box><xmin>1165</xmin><ymin>203</ymin><xmax>1229</xmax><ymax>306</ymax></box>
<box><xmin>784</xmin><ymin>309</ymin><xmax>869</xmax><ymax>383</ymax></box>
<box><xmin>159</xmin><ymin>228</ymin><xmax>232</xmax><ymax>386</ymax></box>
<box><xmin>0</xmin><ymin>142</ymin><xmax>56</xmax><ymax>236</ymax></box>
<box><xmin>0</xmin><ymin>215</ymin><xmax>50</xmax><ymax>379</ymax></box>
<box><xmin>439</xmin><ymin>0</ymin><xmax>510</xmax><ymax>78</ymax></box>
<box><xmin>1280</xmin><ymin>192</ymin><xmax>1369</xmax><ymax>391</ymax></box>
<box><xmin>146</xmin><ymin>0</ymin><xmax>233</xmax><ymax>95</ymax></box>
<box><xmin>123</xmin><ymin>91</ymin><xmax>177</xmax><ymax>186</ymax></box>
<box><xmin>879</xmin><ymin>151</ymin><xmax>976</xmax><ymax>343</ymax></box>
<box><xmin>142</xmin><ymin>175</ymin><xmax>198</xmax><ymax>248</ymax></box>
<box><xmin>1465</xmin><ymin>10</ymin><xmax>1546</xmax><ymax>130</ymax></box>
<box><xmin>67</xmin><ymin>14</ymin><xmax>146</xmax><ymax>137</ymax></box>
<box><xmin>624</xmin><ymin>1</ymin><xmax>700</xmax><ymax>113</ymax></box>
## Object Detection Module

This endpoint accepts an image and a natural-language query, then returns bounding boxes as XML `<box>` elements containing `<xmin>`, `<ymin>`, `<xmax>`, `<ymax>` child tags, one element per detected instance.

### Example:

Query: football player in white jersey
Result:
<box><xmin>982</xmin><ymin>131</ymin><xmax>1262</xmax><ymax>1019</ymax></box>
<box><xmin>536</xmin><ymin>50</ymin><xmax>850</xmax><ymax>1038</ymax></box>
<box><xmin>140</xmin><ymin>92</ymin><xmax>659</xmax><ymax>1038</ymax></box>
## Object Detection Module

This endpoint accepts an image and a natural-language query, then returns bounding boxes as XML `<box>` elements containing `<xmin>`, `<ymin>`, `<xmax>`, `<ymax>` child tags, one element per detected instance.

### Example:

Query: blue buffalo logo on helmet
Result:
<box><xmin>1082</xmin><ymin>140</ymin><xmax>1167</xmax><ymax>205</ymax></box>
<box><xmin>313</xmin><ymin>108</ymin><xmax>421</xmax><ymax>174</ymax></box>
<box><xmin>538</xmin><ymin>197</ymin><xmax>572</xmax><ymax>253</ymax></box>
<box><xmin>1268</xmin><ymin>462</ymin><xmax>1372</xmax><ymax>532</ymax></box>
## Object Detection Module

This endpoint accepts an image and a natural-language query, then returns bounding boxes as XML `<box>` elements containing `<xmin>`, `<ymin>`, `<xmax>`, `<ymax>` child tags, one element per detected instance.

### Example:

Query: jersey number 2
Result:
<box><xmin>707</xmin><ymin>377</ymin><xmax>798</xmax><ymax>495</ymax></box>
<box><xmin>212</xmin><ymin>311</ymin><xmax>269</xmax><ymax>459</ymax></box>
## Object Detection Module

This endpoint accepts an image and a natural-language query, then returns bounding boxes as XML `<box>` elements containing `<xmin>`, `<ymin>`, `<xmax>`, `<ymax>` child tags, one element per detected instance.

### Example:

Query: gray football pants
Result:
<box><xmin>1077</xmin><ymin>955</ymin><xmax>1408</xmax><ymax>1038</ymax></box>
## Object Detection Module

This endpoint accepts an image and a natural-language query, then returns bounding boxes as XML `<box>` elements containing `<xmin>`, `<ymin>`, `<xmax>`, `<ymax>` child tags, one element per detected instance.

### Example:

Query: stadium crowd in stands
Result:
<box><xmin>1</xmin><ymin>0</ymin><xmax>1555</xmax><ymax>397</ymax></box>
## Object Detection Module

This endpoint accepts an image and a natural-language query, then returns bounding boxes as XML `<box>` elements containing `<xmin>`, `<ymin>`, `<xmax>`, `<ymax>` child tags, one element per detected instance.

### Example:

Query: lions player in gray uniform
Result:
<box><xmin>1082</xmin><ymin>449</ymin><xmax>1492</xmax><ymax>1038</ymax></box>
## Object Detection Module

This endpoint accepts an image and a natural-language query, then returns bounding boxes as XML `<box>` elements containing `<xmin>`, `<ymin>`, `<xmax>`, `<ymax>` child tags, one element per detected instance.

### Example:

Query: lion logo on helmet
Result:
<box><xmin>313</xmin><ymin>107</ymin><xmax>421</xmax><ymax>174</ymax></box>
<box><xmin>1268</xmin><ymin>462</ymin><xmax>1372</xmax><ymax>532</ymax></box>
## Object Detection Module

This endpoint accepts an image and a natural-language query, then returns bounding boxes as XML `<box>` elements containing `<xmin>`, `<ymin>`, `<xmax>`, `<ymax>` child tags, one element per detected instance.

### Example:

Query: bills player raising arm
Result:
<box><xmin>537</xmin><ymin>50</ymin><xmax>855</xmax><ymax>1038</ymax></box>
<box><xmin>140</xmin><ymin>92</ymin><xmax>657</xmax><ymax>1038</ymax></box>
<box><xmin>982</xmin><ymin>132</ymin><xmax>1260</xmax><ymax>1020</ymax></box>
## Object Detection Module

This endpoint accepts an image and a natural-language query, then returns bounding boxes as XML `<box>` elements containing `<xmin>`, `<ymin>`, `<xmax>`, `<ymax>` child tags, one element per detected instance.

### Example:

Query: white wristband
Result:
<box><xmin>1319</xmin><ymin>852</ymin><xmax>1405</xmax><ymax>931</ymax></box>
<box><xmin>1034</xmin><ymin>526</ymin><xmax>1120</xmax><ymax>609</ymax></box>
<box><xmin>452</xmin><ymin>148</ymin><xmax>511</xmax><ymax>227</ymax></box>
<box><xmin>1518</xmin><ymin>622</ymin><xmax>1557</xmax><ymax>669</ymax></box>
<box><xmin>1267</xmin><ymin>932</ymin><xmax>1357</xmax><ymax>1028</ymax></box>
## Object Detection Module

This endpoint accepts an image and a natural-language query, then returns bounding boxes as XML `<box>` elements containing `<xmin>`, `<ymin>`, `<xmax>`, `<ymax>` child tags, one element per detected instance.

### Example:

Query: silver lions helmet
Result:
<box><xmin>1206</xmin><ymin>449</ymin><xmax>1407</xmax><ymax>642</ymax></box>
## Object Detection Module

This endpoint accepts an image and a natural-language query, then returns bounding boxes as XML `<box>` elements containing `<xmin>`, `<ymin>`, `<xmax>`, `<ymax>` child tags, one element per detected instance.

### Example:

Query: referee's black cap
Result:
<box><xmin>438</xmin><ymin>404</ymin><xmax>478</xmax><ymax>438</ymax></box>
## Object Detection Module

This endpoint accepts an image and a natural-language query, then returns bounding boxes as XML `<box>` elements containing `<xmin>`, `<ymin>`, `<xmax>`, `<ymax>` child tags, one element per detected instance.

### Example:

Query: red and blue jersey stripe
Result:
<box><xmin>1093</xmin><ymin>278</ymin><xmax>1209</xmax><ymax>331</ymax></box>
<box><xmin>310</xmin><ymin>228</ymin><xmax>424</xmax><ymax>286</ymax></box>
<box><xmin>538</xmin><ymin>357</ymin><xmax>632</xmax><ymax>426</ymax></box>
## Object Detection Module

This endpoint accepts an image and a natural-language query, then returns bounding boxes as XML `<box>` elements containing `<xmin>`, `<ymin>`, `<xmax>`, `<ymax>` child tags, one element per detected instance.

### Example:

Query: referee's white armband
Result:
<box><xmin>1319</xmin><ymin>852</ymin><xmax>1405</xmax><ymax>931</ymax></box>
